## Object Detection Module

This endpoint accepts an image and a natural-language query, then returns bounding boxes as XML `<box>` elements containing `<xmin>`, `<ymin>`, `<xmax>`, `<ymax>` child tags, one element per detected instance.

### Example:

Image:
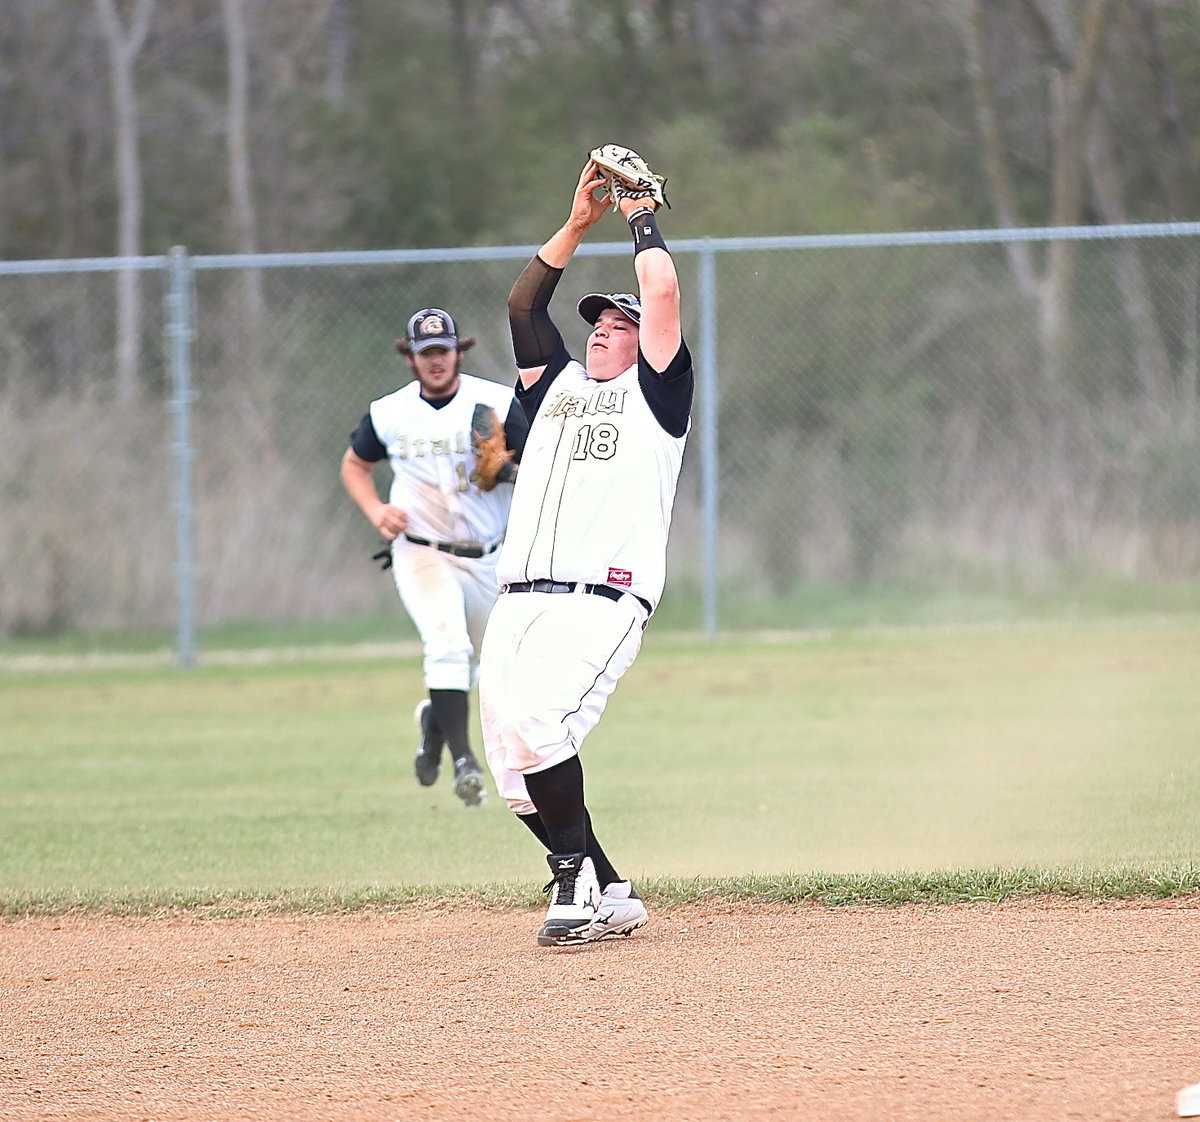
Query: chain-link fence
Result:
<box><xmin>3</xmin><ymin>223</ymin><xmax>1199</xmax><ymax>661</ymax></box>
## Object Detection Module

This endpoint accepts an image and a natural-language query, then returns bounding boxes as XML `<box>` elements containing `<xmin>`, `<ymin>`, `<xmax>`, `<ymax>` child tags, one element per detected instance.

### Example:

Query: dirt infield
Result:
<box><xmin>2</xmin><ymin>899</ymin><xmax>1197</xmax><ymax>1121</ymax></box>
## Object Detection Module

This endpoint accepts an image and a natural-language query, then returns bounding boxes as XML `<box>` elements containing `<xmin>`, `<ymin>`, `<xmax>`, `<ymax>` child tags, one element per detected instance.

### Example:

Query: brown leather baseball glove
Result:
<box><xmin>470</xmin><ymin>403</ymin><xmax>516</xmax><ymax>491</ymax></box>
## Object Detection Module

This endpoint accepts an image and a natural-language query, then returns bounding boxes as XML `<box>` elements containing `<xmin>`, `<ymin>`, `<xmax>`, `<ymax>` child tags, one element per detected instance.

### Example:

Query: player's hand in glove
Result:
<box><xmin>589</xmin><ymin>144</ymin><xmax>670</xmax><ymax>213</ymax></box>
<box><xmin>470</xmin><ymin>403</ymin><xmax>516</xmax><ymax>491</ymax></box>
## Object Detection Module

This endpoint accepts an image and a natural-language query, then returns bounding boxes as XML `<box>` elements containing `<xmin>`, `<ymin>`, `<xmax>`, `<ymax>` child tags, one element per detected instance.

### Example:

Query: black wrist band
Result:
<box><xmin>629</xmin><ymin>208</ymin><xmax>668</xmax><ymax>255</ymax></box>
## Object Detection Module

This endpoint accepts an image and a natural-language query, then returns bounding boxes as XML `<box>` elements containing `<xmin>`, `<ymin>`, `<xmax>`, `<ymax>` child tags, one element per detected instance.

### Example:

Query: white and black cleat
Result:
<box><xmin>585</xmin><ymin>881</ymin><xmax>649</xmax><ymax>940</ymax></box>
<box><xmin>537</xmin><ymin>853</ymin><xmax>600</xmax><ymax>946</ymax></box>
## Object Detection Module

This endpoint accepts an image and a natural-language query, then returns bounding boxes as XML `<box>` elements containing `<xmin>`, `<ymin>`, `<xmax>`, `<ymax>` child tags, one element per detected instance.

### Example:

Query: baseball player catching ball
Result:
<box><xmin>341</xmin><ymin>307</ymin><xmax>527</xmax><ymax>807</ymax></box>
<box><xmin>478</xmin><ymin>146</ymin><xmax>692</xmax><ymax>945</ymax></box>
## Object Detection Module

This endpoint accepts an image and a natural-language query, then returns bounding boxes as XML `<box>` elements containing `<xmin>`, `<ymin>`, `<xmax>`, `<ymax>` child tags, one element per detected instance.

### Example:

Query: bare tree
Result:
<box><xmin>1028</xmin><ymin>0</ymin><xmax>1177</xmax><ymax>423</ymax></box>
<box><xmin>1127</xmin><ymin>0</ymin><xmax>1200</xmax><ymax>431</ymax></box>
<box><xmin>961</xmin><ymin>0</ymin><xmax>1116</xmax><ymax>392</ymax></box>
<box><xmin>1026</xmin><ymin>0</ymin><xmax>1115</xmax><ymax>390</ymax></box>
<box><xmin>93</xmin><ymin>0</ymin><xmax>155</xmax><ymax>403</ymax></box>
<box><xmin>324</xmin><ymin>0</ymin><xmax>350</xmax><ymax>107</ymax></box>
<box><xmin>1130</xmin><ymin>0</ymin><xmax>1194</xmax><ymax>219</ymax></box>
<box><xmin>1086</xmin><ymin>81</ymin><xmax>1174</xmax><ymax>419</ymax></box>
<box><xmin>221</xmin><ymin>0</ymin><xmax>265</xmax><ymax>348</ymax></box>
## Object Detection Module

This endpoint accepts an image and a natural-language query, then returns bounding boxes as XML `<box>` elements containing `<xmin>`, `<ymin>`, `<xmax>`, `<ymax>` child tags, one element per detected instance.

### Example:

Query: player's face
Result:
<box><xmin>585</xmin><ymin>309</ymin><xmax>639</xmax><ymax>381</ymax></box>
<box><xmin>408</xmin><ymin>346</ymin><xmax>461</xmax><ymax>398</ymax></box>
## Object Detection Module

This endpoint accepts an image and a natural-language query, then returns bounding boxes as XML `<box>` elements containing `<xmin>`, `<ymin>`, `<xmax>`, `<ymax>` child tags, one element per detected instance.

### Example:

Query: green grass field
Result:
<box><xmin>2</xmin><ymin>615</ymin><xmax>1199</xmax><ymax>915</ymax></box>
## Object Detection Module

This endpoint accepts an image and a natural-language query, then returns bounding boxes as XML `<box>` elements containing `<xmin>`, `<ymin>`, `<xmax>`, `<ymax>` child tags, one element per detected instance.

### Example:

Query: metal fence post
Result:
<box><xmin>166</xmin><ymin>246</ymin><xmax>197</xmax><ymax>668</ymax></box>
<box><xmin>698</xmin><ymin>240</ymin><xmax>719</xmax><ymax>638</ymax></box>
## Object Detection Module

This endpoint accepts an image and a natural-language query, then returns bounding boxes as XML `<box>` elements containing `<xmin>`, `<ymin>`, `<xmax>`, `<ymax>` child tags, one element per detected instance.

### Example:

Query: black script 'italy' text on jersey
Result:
<box><xmin>497</xmin><ymin>348</ymin><xmax>692</xmax><ymax>609</ymax></box>
<box><xmin>354</xmin><ymin>372</ymin><xmax>516</xmax><ymax>547</ymax></box>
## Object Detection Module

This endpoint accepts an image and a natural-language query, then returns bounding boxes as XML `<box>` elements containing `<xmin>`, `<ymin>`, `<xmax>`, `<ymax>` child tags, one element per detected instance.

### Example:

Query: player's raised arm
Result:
<box><xmin>586</xmin><ymin>143</ymin><xmax>681</xmax><ymax>374</ymax></box>
<box><xmin>539</xmin><ymin>159</ymin><xmax>609</xmax><ymax>268</ymax></box>
<box><xmin>618</xmin><ymin>196</ymin><xmax>681</xmax><ymax>374</ymax></box>
<box><xmin>507</xmin><ymin>160</ymin><xmax>608</xmax><ymax>389</ymax></box>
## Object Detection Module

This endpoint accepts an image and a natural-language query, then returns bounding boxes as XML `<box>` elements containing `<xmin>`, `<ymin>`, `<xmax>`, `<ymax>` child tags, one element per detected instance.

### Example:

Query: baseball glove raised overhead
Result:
<box><xmin>470</xmin><ymin>403</ymin><xmax>516</xmax><ymax>491</ymax></box>
<box><xmin>589</xmin><ymin>144</ymin><xmax>670</xmax><ymax>212</ymax></box>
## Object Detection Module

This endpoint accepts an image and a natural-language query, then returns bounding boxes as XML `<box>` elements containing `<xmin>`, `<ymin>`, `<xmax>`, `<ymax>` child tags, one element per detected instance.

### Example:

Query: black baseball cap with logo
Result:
<box><xmin>406</xmin><ymin>308</ymin><xmax>459</xmax><ymax>352</ymax></box>
<box><xmin>577</xmin><ymin>292</ymin><xmax>642</xmax><ymax>326</ymax></box>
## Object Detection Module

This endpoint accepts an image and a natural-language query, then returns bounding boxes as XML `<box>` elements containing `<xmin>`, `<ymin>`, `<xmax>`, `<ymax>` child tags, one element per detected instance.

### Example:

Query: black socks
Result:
<box><xmin>518</xmin><ymin>799</ymin><xmax>620</xmax><ymax>888</ymax></box>
<box><xmin>428</xmin><ymin>689</ymin><xmax>473</xmax><ymax>764</ymax></box>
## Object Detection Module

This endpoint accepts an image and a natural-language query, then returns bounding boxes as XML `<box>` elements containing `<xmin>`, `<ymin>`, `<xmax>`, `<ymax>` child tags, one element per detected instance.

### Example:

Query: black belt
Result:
<box><xmin>405</xmin><ymin>534</ymin><xmax>498</xmax><ymax>559</ymax></box>
<box><xmin>503</xmin><ymin>579</ymin><xmax>652</xmax><ymax>616</ymax></box>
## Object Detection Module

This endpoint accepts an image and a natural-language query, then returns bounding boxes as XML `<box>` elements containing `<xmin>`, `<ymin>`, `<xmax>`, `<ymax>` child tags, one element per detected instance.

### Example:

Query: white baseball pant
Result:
<box><xmin>391</xmin><ymin>539</ymin><xmax>500</xmax><ymax>692</ymax></box>
<box><xmin>479</xmin><ymin>588</ymin><xmax>647</xmax><ymax>815</ymax></box>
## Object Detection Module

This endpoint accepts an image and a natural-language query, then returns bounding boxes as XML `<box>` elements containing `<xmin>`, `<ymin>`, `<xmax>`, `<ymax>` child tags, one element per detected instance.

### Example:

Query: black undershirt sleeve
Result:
<box><xmin>638</xmin><ymin>341</ymin><xmax>694</xmax><ymax>438</ymax></box>
<box><xmin>508</xmin><ymin>255</ymin><xmax>565</xmax><ymax>369</ymax></box>
<box><xmin>502</xmin><ymin>396</ymin><xmax>530</xmax><ymax>462</ymax></box>
<box><xmin>349</xmin><ymin>412</ymin><xmax>386</xmax><ymax>461</ymax></box>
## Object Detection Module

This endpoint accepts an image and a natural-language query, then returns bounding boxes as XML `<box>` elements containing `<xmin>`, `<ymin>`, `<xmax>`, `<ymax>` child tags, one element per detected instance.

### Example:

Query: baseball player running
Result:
<box><xmin>478</xmin><ymin>147</ymin><xmax>692</xmax><ymax>945</ymax></box>
<box><xmin>341</xmin><ymin>308</ymin><xmax>527</xmax><ymax>807</ymax></box>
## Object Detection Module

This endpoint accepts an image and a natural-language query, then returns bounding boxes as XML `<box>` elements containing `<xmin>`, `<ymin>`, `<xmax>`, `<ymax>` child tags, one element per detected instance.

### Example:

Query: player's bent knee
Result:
<box><xmin>497</xmin><ymin>713</ymin><xmax>575</xmax><ymax>770</ymax></box>
<box><xmin>507</xmin><ymin>742</ymin><xmax>578</xmax><ymax>778</ymax></box>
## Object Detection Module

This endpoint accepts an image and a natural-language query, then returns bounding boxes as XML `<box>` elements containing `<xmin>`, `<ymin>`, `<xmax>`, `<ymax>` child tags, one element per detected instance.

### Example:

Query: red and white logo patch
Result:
<box><xmin>607</xmin><ymin>567</ymin><xmax>633</xmax><ymax>587</ymax></box>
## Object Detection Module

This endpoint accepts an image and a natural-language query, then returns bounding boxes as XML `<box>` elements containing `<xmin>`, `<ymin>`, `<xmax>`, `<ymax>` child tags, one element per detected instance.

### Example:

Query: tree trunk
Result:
<box><xmin>963</xmin><ymin>0</ymin><xmax>1040</xmax><ymax>303</ymax></box>
<box><xmin>1131</xmin><ymin>0</ymin><xmax>1193</xmax><ymax>218</ymax></box>
<box><xmin>448</xmin><ymin>0</ymin><xmax>476</xmax><ymax>121</ymax></box>
<box><xmin>324</xmin><ymin>0</ymin><xmax>349</xmax><ymax>107</ymax></box>
<box><xmin>93</xmin><ymin>0</ymin><xmax>154</xmax><ymax>404</ymax></box>
<box><xmin>963</xmin><ymin>0</ymin><xmax>1117</xmax><ymax>557</ymax></box>
<box><xmin>1086</xmin><ymin>95</ymin><xmax>1174</xmax><ymax>419</ymax></box>
<box><xmin>222</xmin><ymin>0</ymin><xmax>265</xmax><ymax>351</ymax></box>
<box><xmin>1031</xmin><ymin>0</ymin><xmax>1116</xmax><ymax>391</ymax></box>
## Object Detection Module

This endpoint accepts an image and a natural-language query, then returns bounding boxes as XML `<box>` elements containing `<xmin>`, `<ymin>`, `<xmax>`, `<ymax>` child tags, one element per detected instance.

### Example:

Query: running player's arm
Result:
<box><xmin>340</xmin><ymin>414</ymin><xmax>408</xmax><ymax>540</ymax></box>
<box><xmin>508</xmin><ymin>160</ymin><xmax>609</xmax><ymax>391</ymax></box>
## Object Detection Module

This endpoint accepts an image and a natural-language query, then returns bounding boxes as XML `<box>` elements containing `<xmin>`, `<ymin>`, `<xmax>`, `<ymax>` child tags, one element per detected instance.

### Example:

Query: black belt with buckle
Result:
<box><xmin>404</xmin><ymin>534</ymin><xmax>498</xmax><ymax>559</ymax></box>
<box><xmin>503</xmin><ymin>579</ymin><xmax>652</xmax><ymax>616</ymax></box>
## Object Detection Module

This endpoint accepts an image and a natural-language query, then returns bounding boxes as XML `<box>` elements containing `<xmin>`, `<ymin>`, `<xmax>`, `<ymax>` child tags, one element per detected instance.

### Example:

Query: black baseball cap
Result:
<box><xmin>577</xmin><ymin>292</ymin><xmax>642</xmax><ymax>326</ymax></box>
<box><xmin>406</xmin><ymin>308</ymin><xmax>459</xmax><ymax>352</ymax></box>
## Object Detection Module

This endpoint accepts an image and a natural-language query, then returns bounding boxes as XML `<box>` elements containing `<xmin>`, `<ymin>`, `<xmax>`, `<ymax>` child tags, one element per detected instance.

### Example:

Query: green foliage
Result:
<box><xmin>8</xmin><ymin>1</ymin><xmax>1200</xmax><ymax>259</ymax></box>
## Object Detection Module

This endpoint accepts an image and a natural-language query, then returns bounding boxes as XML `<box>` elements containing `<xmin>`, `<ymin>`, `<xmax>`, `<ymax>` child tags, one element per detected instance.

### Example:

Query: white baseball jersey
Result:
<box><xmin>366</xmin><ymin>373</ymin><xmax>515</xmax><ymax>546</ymax></box>
<box><xmin>497</xmin><ymin>355</ymin><xmax>690</xmax><ymax>609</ymax></box>
<box><xmin>481</xmin><ymin>344</ymin><xmax>692</xmax><ymax>808</ymax></box>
